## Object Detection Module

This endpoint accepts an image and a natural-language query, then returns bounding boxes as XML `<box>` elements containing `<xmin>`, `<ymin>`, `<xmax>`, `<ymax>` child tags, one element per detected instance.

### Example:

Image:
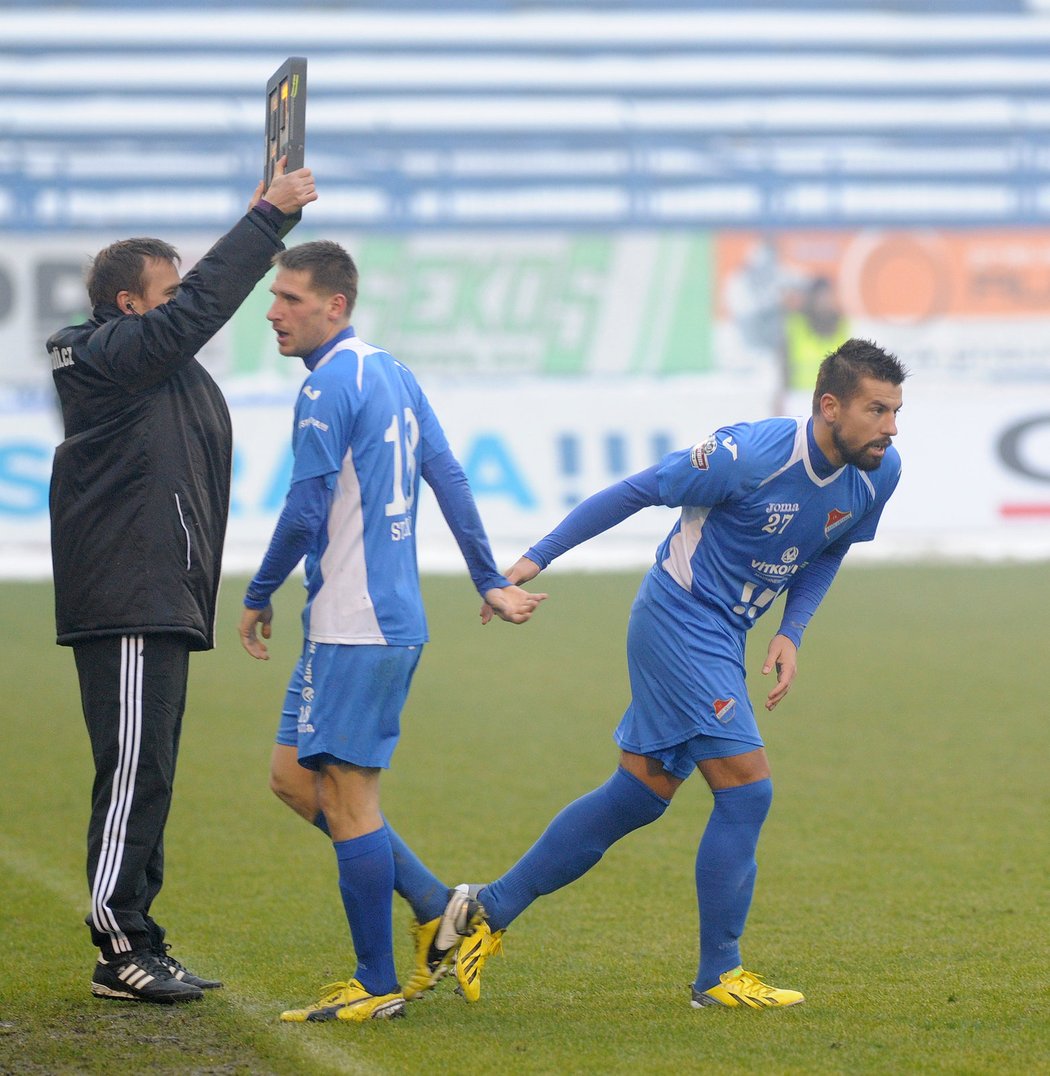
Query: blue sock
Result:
<box><xmin>694</xmin><ymin>777</ymin><xmax>773</xmax><ymax>992</ymax></box>
<box><xmin>384</xmin><ymin>818</ymin><xmax>449</xmax><ymax>923</ymax></box>
<box><xmin>479</xmin><ymin>767</ymin><xmax>669</xmax><ymax>932</ymax></box>
<box><xmin>318</xmin><ymin>812</ymin><xmax>447</xmax><ymax>924</ymax></box>
<box><xmin>333</xmin><ymin>828</ymin><xmax>398</xmax><ymax>996</ymax></box>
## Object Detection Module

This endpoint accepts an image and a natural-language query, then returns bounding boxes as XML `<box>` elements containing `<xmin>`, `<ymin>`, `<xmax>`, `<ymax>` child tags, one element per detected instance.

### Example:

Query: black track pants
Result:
<box><xmin>73</xmin><ymin>634</ymin><xmax>190</xmax><ymax>959</ymax></box>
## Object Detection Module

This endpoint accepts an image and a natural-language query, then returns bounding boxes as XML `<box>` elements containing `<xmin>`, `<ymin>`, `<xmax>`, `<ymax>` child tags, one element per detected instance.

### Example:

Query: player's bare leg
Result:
<box><xmin>697</xmin><ymin>747</ymin><xmax>771</xmax><ymax>791</ymax></box>
<box><xmin>269</xmin><ymin>742</ymin><xmax>321</xmax><ymax>822</ymax></box>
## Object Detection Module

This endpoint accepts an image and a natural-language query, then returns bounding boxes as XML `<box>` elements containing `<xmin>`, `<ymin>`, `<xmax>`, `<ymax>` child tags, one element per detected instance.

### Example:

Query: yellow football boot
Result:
<box><xmin>454</xmin><ymin>921</ymin><xmax>505</xmax><ymax>1003</ymax></box>
<box><xmin>403</xmin><ymin>885</ymin><xmax>485</xmax><ymax>1000</ymax></box>
<box><xmin>691</xmin><ymin>967</ymin><xmax>804</xmax><ymax>1009</ymax></box>
<box><xmin>280</xmin><ymin>979</ymin><xmax>405</xmax><ymax>1022</ymax></box>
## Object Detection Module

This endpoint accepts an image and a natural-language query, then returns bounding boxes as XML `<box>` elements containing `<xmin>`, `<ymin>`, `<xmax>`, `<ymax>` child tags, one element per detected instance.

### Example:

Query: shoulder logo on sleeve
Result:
<box><xmin>713</xmin><ymin>698</ymin><xmax>737</xmax><ymax>724</ymax></box>
<box><xmin>824</xmin><ymin>508</ymin><xmax>852</xmax><ymax>537</ymax></box>
<box><xmin>50</xmin><ymin>346</ymin><xmax>74</xmax><ymax>370</ymax></box>
<box><xmin>720</xmin><ymin>435</ymin><xmax>739</xmax><ymax>460</ymax></box>
<box><xmin>690</xmin><ymin>434</ymin><xmax>718</xmax><ymax>470</ymax></box>
<box><xmin>302</xmin><ymin>385</ymin><xmax>321</xmax><ymax>400</ymax></box>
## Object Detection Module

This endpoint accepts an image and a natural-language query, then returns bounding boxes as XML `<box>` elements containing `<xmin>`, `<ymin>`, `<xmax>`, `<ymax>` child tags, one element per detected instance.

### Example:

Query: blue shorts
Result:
<box><xmin>639</xmin><ymin>732</ymin><xmax>763</xmax><ymax>781</ymax></box>
<box><xmin>276</xmin><ymin>640</ymin><xmax>422</xmax><ymax>770</ymax></box>
<box><xmin>615</xmin><ymin>567</ymin><xmax>763</xmax><ymax>774</ymax></box>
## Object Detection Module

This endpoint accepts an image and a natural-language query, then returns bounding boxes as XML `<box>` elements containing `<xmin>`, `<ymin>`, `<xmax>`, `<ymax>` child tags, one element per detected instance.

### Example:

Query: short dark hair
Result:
<box><xmin>273</xmin><ymin>240</ymin><xmax>359</xmax><ymax>313</ymax></box>
<box><xmin>813</xmin><ymin>338</ymin><xmax>908</xmax><ymax>413</ymax></box>
<box><xmin>86</xmin><ymin>238</ymin><xmax>180</xmax><ymax>308</ymax></box>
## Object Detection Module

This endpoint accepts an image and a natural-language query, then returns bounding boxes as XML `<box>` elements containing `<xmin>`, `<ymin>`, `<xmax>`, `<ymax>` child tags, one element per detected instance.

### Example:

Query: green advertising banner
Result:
<box><xmin>228</xmin><ymin>232</ymin><xmax>714</xmax><ymax>383</ymax></box>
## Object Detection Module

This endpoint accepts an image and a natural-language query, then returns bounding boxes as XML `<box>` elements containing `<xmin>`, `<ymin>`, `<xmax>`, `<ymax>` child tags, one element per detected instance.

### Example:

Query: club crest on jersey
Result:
<box><xmin>713</xmin><ymin>698</ymin><xmax>737</xmax><ymax>724</ymax></box>
<box><xmin>824</xmin><ymin>508</ymin><xmax>852</xmax><ymax>537</ymax></box>
<box><xmin>690</xmin><ymin>434</ymin><xmax>718</xmax><ymax>470</ymax></box>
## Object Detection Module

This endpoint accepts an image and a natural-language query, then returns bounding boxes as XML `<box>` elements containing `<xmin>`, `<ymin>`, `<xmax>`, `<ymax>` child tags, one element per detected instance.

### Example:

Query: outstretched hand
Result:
<box><xmin>239</xmin><ymin>604</ymin><xmax>274</xmax><ymax>660</ymax></box>
<box><xmin>249</xmin><ymin>155</ymin><xmax>318</xmax><ymax>215</ymax></box>
<box><xmin>480</xmin><ymin>556</ymin><xmax>546</xmax><ymax>625</ymax></box>
<box><xmin>482</xmin><ymin>583</ymin><xmax>548</xmax><ymax>625</ymax></box>
<box><xmin>762</xmin><ymin>633</ymin><xmax>798</xmax><ymax>711</ymax></box>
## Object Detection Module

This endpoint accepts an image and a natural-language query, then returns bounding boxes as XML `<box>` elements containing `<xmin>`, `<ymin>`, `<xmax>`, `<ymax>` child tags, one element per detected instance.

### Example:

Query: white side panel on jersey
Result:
<box><xmin>661</xmin><ymin>504</ymin><xmax>711</xmax><ymax>592</ymax></box>
<box><xmin>308</xmin><ymin>445</ymin><xmax>385</xmax><ymax>644</ymax></box>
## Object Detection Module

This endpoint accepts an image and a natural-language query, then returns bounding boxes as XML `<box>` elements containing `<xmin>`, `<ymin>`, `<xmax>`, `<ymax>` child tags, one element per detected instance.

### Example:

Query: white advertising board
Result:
<box><xmin>4</xmin><ymin>378</ymin><xmax>1050</xmax><ymax>580</ymax></box>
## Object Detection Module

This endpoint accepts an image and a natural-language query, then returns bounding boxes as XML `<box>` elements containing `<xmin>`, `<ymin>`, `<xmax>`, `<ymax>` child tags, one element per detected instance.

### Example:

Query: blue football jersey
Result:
<box><xmin>289</xmin><ymin>333</ymin><xmax>449</xmax><ymax>645</ymax></box>
<box><xmin>655</xmin><ymin>416</ymin><xmax>900</xmax><ymax>630</ymax></box>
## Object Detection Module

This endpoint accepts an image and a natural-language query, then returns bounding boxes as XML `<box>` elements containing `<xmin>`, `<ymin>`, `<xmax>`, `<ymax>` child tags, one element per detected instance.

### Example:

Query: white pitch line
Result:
<box><xmin>0</xmin><ymin>834</ymin><xmax>385</xmax><ymax>1076</ymax></box>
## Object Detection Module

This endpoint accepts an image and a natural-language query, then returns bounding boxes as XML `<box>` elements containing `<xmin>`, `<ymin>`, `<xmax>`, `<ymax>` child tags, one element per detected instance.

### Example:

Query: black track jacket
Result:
<box><xmin>48</xmin><ymin>210</ymin><xmax>285</xmax><ymax>649</ymax></box>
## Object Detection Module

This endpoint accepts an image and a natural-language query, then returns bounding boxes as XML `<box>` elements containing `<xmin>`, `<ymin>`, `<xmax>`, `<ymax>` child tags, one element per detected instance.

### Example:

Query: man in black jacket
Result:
<box><xmin>48</xmin><ymin>160</ymin><xmax>317</xmax><ymax>1003</ymax></box>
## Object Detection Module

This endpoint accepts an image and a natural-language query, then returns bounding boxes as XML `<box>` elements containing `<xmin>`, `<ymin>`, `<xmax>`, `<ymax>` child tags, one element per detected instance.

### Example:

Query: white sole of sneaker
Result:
<box><xmin>91</xmin><ymin>982</ymin><xmax>200</xmax><ymax>1003</ymax></box>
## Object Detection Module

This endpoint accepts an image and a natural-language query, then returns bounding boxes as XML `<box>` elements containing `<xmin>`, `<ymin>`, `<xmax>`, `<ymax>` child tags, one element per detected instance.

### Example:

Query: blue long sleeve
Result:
<box><xmin>423</xmin><ymin>448</ymin><xmax>509</xmax><ymax>595</ymax></box>
<box><xmin>525</xmin><ymin>466</ymin><xmax>662</xmax><ymax>569</ymax></box>
<box><xmin>244</xmin><ymin>474</ymin><xmax>330</xmax><ymax>608</ymax></box>
<box><xmin>776</xmin><ymin>544</ymin><xmax>847</xmax><ymax>647</ymax></box>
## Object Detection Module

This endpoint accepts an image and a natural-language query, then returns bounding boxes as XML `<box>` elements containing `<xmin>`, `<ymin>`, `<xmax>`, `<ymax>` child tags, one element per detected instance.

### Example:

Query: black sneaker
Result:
<box><xmin>92</xmin><ymin>951</ymin><xmax>203</xmax><ymax>1003</ymax></box>
<box><xmin>154</xmin><ymin>944</ymin><xmax>223</xmax><ymax>989</ymax></box>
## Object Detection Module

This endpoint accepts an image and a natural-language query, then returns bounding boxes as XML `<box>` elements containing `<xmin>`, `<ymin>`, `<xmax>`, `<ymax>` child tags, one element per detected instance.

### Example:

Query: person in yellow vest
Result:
<box><xmin>783</xmin><ymin>275</ymin><xmax>850</xmax><ymax>395</ymax></box>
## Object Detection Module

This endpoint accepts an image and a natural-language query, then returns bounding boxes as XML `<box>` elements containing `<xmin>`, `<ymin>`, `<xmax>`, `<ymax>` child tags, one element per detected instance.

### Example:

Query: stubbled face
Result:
<box><xmin>267</xmin><ymin>267</ymin><xmax>338</xmax><ymax>357</ymax></box>
<box><xmin>128</xmin><ymin>258</ymin><xmax>181</xmax><ymax>312</ymax></box>
<box><xmin>826</xmin><ymin>376</ymin><xmax>902</xmax><ymax>471</ymax></box>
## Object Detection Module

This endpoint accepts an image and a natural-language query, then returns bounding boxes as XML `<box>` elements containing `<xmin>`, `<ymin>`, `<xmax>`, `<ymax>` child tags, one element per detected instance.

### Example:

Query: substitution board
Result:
<box><xmin>264</xmin><ymin>56</ymin><xmax>307</xmax><ymax>236</ymax></box>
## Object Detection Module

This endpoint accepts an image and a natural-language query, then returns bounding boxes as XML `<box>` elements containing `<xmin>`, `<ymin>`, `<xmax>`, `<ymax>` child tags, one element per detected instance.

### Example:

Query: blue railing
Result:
<box><xmin>4</xmin><ymin>2</ymin><xmax>1050</xmax><ymax>230</ymax></box>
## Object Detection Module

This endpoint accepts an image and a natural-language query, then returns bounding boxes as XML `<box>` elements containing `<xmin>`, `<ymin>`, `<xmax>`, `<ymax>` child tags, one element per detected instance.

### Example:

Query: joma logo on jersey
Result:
<box><xmin>825</xmin><ymin>508</ymin><xmax>852</xmax><ymax>537</ymax></box>
<box><xmin>713</xmin><ymin>698</ymin><xmax>737</xmax><ymax>724</ymax></box>
<box><xmin>302</xmin><ymin>385</ymin><xmax>321</xmax><ymax>400</ymax></box>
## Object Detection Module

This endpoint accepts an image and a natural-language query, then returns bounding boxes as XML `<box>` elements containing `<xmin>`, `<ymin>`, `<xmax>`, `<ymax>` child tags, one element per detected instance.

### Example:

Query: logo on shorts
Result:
<box><xmin>713</xmin><ymin>698</ymin><xmax>737</xmax><ymax>724</ymax></box>
<box><xmin>298</xmin><ymin>703</ymin><xmax>314</xmax><ymax>734</ymax></box>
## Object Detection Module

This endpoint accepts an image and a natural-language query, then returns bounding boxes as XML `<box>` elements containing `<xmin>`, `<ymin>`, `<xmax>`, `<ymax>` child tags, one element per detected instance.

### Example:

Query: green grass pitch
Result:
<box><xmin>1</xmin><ymin>565</ymin><xmax>1047</xmax><ymax>1074</ymax></box>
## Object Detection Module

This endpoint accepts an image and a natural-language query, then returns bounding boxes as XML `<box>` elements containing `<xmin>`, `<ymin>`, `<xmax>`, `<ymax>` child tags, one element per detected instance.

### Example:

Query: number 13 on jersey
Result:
<box><xmin>385</xmin><ymin>408</ymin><xmax>420</xmax><ymax>534</ymax></box>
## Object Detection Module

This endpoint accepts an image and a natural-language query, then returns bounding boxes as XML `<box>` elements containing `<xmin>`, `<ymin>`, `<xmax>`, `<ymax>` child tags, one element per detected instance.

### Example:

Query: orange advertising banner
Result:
<box><xmin>716</xmin><ymin>230</ymin><xmax>1050</xmax><ymax>322</ymax></box>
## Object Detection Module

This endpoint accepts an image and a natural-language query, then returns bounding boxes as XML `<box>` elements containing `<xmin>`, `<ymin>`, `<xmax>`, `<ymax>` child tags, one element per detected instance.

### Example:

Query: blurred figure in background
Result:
<box><xmin>782</xmin><ymin>274</ymin><xmax>851</xmax><ymax>410</ymax></box>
